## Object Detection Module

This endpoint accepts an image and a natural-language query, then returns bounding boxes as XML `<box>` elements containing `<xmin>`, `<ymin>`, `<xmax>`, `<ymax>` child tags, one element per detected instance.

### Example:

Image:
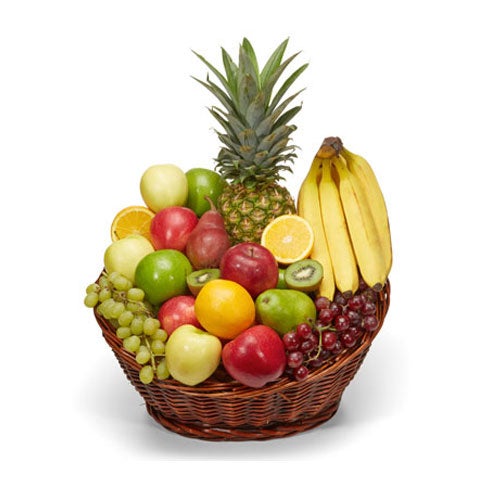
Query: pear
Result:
<box><xmin>255</xmin><ymin>289</ymin><xmax>317</xmax><ymax>336</ymax></box>
<box><xmin>185</xmin><ymin>197</ymin><xmax>231</xmax><ymax>269</ymax></box>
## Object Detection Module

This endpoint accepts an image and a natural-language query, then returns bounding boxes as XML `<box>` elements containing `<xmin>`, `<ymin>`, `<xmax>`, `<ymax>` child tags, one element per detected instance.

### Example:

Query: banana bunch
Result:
<box><xmin>297</xmin><ymin>137</ymin><xmax>392</xmax><ymax>299</ymax></box>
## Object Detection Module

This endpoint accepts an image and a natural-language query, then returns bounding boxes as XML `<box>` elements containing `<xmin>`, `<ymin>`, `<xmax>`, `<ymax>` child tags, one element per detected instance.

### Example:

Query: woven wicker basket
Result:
<box><xmin>94</xmin><ymin>281</ymin><xmax>390</xmax><ymax>441</ymax></box>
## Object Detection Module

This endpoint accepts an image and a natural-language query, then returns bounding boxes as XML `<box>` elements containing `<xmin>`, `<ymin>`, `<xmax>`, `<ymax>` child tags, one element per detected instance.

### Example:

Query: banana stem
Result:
<box><xmin>316</xmin><ymin>137</ymin><xmax>343</xmax><ymax>159</ymax></box>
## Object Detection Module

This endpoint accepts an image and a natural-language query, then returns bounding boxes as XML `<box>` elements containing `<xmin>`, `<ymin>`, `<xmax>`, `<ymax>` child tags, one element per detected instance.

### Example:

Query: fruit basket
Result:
<box><xmin>84</xmin><ymin>38</ymin><xmax>393</xmax><ymax>442</ymax></box>
<box><xmin>94</xmin><ymin>281</ymin><xmax>390</xmax><ymax>441</ymax></box>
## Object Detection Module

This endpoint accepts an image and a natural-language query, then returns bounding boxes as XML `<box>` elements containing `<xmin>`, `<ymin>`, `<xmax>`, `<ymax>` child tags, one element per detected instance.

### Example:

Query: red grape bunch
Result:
<box><xmin>282</xmin><ymin>282</ymin><xmax>381</xmax><ymax>381</ymax></box>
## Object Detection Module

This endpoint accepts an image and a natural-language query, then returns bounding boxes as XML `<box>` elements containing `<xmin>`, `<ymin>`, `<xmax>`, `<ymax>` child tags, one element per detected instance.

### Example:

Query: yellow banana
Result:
<box><xmin>331</xmin><ymin>154</ymin><xmax>386</xmax><ymax>290</ymax></box>
<box><xmin>318</xmin><ymin>158</ymin><xmax>359</xmax><ymax>296</ymax></box>
<box><xmin>297</xmin><ymin>156</ymin><xmax>336</xmax><ymax>300</ymax></box>
<box><xmin>341</xmin><ymin>147</ymin><xmax>392</xmax><ymax>278</ymax></box>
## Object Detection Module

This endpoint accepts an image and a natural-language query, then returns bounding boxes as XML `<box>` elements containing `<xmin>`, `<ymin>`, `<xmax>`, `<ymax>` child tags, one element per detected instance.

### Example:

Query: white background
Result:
<box><xmin>1</xmin><ymin>0</ymin><xmax>490</xmax><ymax>489</ymax></box>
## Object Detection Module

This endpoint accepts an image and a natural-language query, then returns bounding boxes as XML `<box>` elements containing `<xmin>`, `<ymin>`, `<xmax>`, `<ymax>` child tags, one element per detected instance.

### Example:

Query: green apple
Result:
<box><xmin>140</xmin><ymin>164</ymin><xmax>188</xmax><ymax>213</ymax></box>
<box><xmin>103</xmin><ymin>234</ymin><xmax>154</xmax><ymax>283</ymax></box>
<box><xmin>165</xmin><ymin>324</ymin><xmax>222</xmax><ymax>386</ymax></box>
<box><xmin>134</xmin><ymin>249</ymin><xmax>192</xmax><ymax>305</ymax></box>
<box><xmin>185</xmin><ymin>168</ymin><xmax>225</xmax><ymax>216</ymax></box>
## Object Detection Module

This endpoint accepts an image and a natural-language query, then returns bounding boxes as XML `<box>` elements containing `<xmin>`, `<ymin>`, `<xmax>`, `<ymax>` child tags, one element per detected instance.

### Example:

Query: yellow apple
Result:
<box><xmin>103</xmin><ymin>234</ymin><xmax>154</xmax><ymax>283</ymax></box>
<box><xmin>140</xmin><ymin>164</ymin><xmax>188</xmax><ymax>213</ymax></box>
<box><xmin>165</xmin><ymin>324</ymin><xmax>222</xmax><ymax>386</ymax></box>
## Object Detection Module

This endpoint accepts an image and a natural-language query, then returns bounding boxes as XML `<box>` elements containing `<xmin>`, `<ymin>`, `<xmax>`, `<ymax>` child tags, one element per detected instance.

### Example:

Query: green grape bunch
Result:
<box><xmin>84</xmin><ymin>271</ymin><xmax>170</xmax><ymax>384</ymax></box>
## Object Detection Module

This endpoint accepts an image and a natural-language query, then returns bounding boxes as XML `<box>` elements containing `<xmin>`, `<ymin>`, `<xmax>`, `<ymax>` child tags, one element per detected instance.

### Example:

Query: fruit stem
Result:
<box><xmin>304</xmin><ymin>323</ymin><xmax>340</xmax><ymax>365</ymax></box>
<box><xmin>204</xmin><ymin>196</ymin><xmax>217</xmax><ymax>212</ymax></box>
<box><xmin>316</xmin><ymin>137</ymin><xmax>343</xmax><ymax>159</ymax></box>
<box><xmin>144</xmin><ymin>336</ymin><xmax>157</xmax><ymax>371</ymax></box>
<box><xmin>308</xmin><ymin>329</ymin><xmax>324</xmax><ymax>363</ymax></box>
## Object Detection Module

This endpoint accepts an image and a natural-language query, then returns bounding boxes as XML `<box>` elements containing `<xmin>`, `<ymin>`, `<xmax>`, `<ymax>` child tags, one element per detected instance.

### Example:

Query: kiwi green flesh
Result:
<box><xmin>187</xmin><ymin>268</ymin><xmax>220</xmax><ymax>295</ymax></box>
<box><xmin>285</xmin><ymin>259</ymin><xmax>323</xmax><ymax>292</ymax></box>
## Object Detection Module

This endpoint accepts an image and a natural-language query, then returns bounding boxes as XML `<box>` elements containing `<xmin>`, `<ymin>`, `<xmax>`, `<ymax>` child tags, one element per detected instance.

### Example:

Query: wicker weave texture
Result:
<box><xmin>95</xmin><ymin>281</ymin><xmax>390</xmax><ymax>441</ymax></box>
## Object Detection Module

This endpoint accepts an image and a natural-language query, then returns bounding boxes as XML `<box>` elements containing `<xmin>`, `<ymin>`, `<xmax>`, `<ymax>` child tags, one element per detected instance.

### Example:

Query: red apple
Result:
<box><xmin>157</xmin><ymin>295</ymin><xmax>201</xmax><ymax>336</ymax></box>
<box><xmin>222</xmin><ymin>325</ymin><xmax>287</xmax><ymax>388</ymax></box>
<box><xmin>150</xmin><ymin>206</ymin><xmax>198</xmax><ymax>251</ymax></box>
<box><xmin>219</xmin><ymin>242</ymin><xmax>278</xmax><ymax>298</ymax></box>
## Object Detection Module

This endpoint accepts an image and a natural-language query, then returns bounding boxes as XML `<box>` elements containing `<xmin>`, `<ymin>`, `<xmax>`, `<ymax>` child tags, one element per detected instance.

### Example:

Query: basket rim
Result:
<box><xmin>94</xmin><ymin>277</ymin><xmax>390</xmax><ymax>397</ymax></box>
<box><xmin>154</xmin><ymin>334</ymin><xmax>377</xmax><ymax>398</ymax></box>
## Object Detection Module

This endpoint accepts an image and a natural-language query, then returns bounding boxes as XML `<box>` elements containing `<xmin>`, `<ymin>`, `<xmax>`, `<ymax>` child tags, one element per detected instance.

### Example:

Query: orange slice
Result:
<box><xmin>261</xmin><ymin>214</ymin><xmax>315</xmax><ymax>264</ymax></box>
<box><xmin>110</xmin><ymin>206</ymin><xmax>155</xmax><ymax>242</ymax></box>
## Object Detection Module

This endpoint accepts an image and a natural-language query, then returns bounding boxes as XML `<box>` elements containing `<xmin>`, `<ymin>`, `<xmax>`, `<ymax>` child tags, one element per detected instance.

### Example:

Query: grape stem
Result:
<box><xmin>305</xmin><ymin>324</ymin><xmax>336</xmax><ymax>364</ymax></box>
<box><xmin>111</xmin><ymin>290</ymin><xmax>155</xmax><ymax>317</ymax></box>
<box><xmin>143</xmin><ymin>337</ymin><xmax>157</xmax><ymax>371</ymax></box>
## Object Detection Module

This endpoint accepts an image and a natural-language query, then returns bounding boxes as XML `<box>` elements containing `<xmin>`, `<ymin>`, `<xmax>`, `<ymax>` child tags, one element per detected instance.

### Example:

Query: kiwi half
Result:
<box><xmin>187</xmin><ymin>268</ymin><xmax>220</xmax><ymax>296</ymax></box>
<box><xmin>284</xmin><ymin>259</ymin><xmax>323</xmax><ymax>292</ymax></box>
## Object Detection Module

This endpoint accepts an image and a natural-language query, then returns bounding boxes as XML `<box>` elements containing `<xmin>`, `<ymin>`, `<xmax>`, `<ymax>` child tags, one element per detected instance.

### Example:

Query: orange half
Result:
<box><xmin>110</xmin><ymin>206</ymin><xmax>155</xmax><ymax>242</ymax></box>
<box><xmin>261</xmin><ymin>214</ymin><xmax>314</xmax><ymax>264</ymax></box>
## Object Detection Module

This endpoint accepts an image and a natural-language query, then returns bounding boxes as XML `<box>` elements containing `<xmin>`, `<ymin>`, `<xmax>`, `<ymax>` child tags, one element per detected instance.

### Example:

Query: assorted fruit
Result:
<box><xmin>84</xmin><ymin>38</ymin><xmax>392</xmax><ymax>389</ymax></box>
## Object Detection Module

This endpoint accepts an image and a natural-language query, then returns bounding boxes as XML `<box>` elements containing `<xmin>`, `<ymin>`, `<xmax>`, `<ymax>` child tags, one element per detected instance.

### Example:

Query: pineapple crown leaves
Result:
<box><xmin>192</xmin><ymin>38</ymin><xmax>308</xmax><ymax>186</ymax></box>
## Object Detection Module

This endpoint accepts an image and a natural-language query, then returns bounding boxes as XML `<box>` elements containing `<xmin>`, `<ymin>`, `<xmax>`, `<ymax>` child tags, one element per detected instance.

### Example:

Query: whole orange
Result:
<box><xmin>194</xmin><ymin>279</ymin><xmax>255</xmax><ymax>339</ymax></box>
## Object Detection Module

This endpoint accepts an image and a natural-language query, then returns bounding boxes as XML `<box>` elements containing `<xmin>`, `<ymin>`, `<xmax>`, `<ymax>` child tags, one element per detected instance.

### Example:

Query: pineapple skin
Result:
<box><xmin>193</xmin><ymin>38</ymin><xmax>307</xmax><ymax>245</ymax></box>
<box><xmin>217</xmin><ymin>182</ymin><xmax>296</xmax><ymax>244</ymax></box>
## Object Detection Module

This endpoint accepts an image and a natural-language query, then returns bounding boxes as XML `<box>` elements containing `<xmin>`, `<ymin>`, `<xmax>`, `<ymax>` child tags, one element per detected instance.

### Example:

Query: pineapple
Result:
<box><xmin>193</xmin><ymin>38</ymin><xmax>308</xmax><ymax>244</ymax></box>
